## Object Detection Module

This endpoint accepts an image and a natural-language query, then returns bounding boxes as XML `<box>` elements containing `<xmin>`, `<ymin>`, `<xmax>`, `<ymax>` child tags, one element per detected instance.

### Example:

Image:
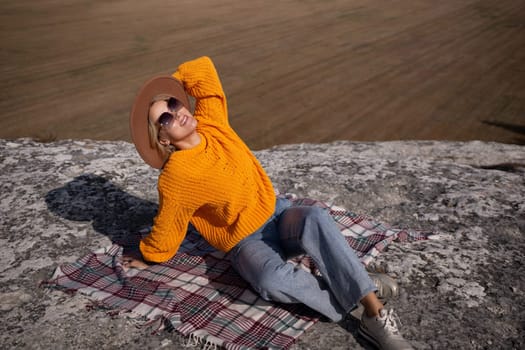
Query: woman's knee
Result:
<box><xmin>279</xmin><ymin>206</ymin><xmax>326</xmax><ymax>232</ymax></box>
<box><xmin>296</xmin><ymin>206</ymin><xmax>331</xmax><ymax>234</ymax></box>
<box><xmin>305</xmin><ymin>206</ymin><xmax>328</xmax><ymax>223</ymax></box>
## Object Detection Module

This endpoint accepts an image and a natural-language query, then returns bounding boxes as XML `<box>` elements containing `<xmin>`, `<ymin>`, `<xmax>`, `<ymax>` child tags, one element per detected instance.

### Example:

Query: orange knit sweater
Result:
<box><xmin>139</xmin><ymin>56</ymin><xmax>276</xmax><ymax>263</ymax></box>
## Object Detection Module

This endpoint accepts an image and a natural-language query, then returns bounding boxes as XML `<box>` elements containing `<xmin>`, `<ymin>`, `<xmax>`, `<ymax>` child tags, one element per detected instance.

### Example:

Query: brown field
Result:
<box><xmin>1</xmin><ymin>0</ymin><xmax>524</xmax><ymax>149</ymax></box>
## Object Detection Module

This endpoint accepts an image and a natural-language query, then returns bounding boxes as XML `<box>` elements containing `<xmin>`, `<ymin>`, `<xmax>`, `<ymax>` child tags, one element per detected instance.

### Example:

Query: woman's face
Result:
<box><xmin>149</xmin><ymin>98</ymin><xmax>197</xmax><ymax>147</ymax></box>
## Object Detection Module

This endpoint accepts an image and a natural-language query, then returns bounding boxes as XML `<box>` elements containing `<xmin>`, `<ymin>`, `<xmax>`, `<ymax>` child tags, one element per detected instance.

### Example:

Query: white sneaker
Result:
<box><xmin>359</xmin><ymin>309</ymin><xmax>414</xmax><ymax>350</ymax></box>
<box><xmin>368</xmin><ymin>273</ymin><xmax>399</xmax><ymax>300</ymax></box>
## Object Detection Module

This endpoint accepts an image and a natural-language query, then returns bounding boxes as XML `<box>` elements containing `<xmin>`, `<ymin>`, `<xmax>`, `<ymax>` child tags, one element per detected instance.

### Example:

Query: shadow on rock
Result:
<box><xmin>45</xmin><ymin>174</ymin><xmax>158</xmax><ymax>249</ymax></box>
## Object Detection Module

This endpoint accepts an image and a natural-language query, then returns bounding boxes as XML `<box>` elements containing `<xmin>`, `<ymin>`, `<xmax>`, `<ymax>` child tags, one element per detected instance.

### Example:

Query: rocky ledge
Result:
<box><xmin>0</xmin><ymin>139</ymin><xmax>523</xmax><ymax>349</ymax></box>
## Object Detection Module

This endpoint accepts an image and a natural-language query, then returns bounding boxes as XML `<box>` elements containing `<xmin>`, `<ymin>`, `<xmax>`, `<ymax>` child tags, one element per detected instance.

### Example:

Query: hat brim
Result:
<box><xmin>129</xmin><ymin>76</ymin><xmax>190</xmax><ymax>169</ymax></box>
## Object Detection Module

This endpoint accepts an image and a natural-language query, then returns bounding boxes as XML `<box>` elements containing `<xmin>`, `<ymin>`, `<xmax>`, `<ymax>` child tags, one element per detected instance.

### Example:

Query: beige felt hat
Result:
<box><xmin>129</xmin><ymin>76</ymin><xmax>190</xmax><ymax>169</ymax></box>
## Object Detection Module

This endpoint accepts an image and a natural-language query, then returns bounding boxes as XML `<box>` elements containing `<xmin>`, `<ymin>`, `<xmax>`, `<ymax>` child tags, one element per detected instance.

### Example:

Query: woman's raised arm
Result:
<box><xmin>172</xmin><ymin>56</ymin><xmax>229</xmax><ymax>124</ymax></box>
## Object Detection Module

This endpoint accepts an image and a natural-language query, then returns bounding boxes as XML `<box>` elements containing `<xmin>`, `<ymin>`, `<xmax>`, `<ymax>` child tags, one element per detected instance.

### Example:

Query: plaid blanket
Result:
<box><xmin>44</xmin><ymin>195</ymin><xmax>430</xmax><ymax>350</ymax></box>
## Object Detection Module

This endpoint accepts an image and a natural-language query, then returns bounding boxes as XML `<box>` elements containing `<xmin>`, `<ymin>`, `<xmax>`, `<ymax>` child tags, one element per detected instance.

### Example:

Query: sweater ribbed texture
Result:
<box><xmin>140</xmin><ymin>56</ymin><xmax>276</xmax><ymax>262</ymax></box>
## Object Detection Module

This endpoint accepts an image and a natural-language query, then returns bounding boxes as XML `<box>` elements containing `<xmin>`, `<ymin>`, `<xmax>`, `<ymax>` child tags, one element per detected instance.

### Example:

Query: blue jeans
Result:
<box><xmin>229</xmin><ymin>198</ymin><xmax>377</xmax><ymax>322</ymax></box>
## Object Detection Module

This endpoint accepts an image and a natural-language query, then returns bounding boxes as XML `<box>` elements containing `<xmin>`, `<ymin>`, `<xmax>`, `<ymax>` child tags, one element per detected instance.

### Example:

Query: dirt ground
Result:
<box><xmin>1</xmin><ymin>0</ymin><xmax>524</xmax><ymax>149</ymax></box>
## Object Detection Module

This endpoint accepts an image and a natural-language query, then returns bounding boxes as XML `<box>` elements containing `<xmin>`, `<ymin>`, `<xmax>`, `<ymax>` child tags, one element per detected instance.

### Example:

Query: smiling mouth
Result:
<box><xmin>180</xmin><ymin>115</ymin><xmax>188</xmax><ymax>126</ymax></box>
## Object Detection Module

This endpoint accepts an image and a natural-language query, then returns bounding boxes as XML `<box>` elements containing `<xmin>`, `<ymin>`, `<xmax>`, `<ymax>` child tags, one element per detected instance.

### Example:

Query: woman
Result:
<box><xmin>127</xmin><ymin>56</ymin><xmax>414</xmax><ymax>350</ymax></box>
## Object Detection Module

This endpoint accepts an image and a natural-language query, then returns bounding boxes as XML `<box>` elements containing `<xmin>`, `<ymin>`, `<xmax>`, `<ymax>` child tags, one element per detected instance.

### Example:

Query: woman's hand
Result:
<box><xmin>121</xmin><ymin>255</ymin><xmax>150</xmax><ymax>270</ymax></box>
<box><xmin>120</xmin><ymin>250</ymin><xmax>151</xmax><ymax>270</ymax></box>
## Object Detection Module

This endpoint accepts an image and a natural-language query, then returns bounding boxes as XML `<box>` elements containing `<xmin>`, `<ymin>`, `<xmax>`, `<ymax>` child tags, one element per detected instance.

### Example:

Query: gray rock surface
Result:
<box><xmin>0</xmin><ymin>138</ymin><xmax>523</xmax><ymax>349</ymax></box>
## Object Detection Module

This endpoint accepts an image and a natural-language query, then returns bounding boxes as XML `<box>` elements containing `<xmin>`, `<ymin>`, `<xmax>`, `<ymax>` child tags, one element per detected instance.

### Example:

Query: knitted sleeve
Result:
<box><xmin>139</xmin><ymin>181</ymin><xmax>196</xmax><ymax>263</ymax></box>
<box><xmin>172</xmin><ymin>56</ymin><xmax>228</xmax><ymax>124</ymax></box>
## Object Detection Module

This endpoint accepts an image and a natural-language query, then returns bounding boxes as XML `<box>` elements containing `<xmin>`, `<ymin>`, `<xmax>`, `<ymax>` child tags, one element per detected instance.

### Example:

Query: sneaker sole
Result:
<box><xmin>358</xmin><ymin>324</ymin><xmax>382</xmax><ymax>349</ymax></box>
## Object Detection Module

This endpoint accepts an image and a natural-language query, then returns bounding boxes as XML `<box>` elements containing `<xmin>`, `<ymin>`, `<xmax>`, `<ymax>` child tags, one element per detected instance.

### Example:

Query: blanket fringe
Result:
<box><xmin>180</xmin><ymin>333</ymin><xmax>218</xmax><ymax>350</ymax></box>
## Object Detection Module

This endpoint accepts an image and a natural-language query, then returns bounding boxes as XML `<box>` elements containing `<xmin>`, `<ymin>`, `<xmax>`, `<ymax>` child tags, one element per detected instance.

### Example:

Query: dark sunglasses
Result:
<box><xmin>157</xmin><ymin>98</ymin><xmax>183</xmax><ymax>127</ymax></box>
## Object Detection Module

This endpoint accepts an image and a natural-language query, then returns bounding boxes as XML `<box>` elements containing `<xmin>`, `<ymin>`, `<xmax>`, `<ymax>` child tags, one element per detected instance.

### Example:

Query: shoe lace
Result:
<box><xmin>382</xmin><ymin>309</ymin><xmax>403</xmax><ymax>336</ymax></box>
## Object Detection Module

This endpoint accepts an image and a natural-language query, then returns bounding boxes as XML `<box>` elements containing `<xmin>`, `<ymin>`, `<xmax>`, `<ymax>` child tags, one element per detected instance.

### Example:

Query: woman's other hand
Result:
<box><xmin>121</xmin><ymin>250</ymin><xmax>151</xmax><ymax>270</ymax></box>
